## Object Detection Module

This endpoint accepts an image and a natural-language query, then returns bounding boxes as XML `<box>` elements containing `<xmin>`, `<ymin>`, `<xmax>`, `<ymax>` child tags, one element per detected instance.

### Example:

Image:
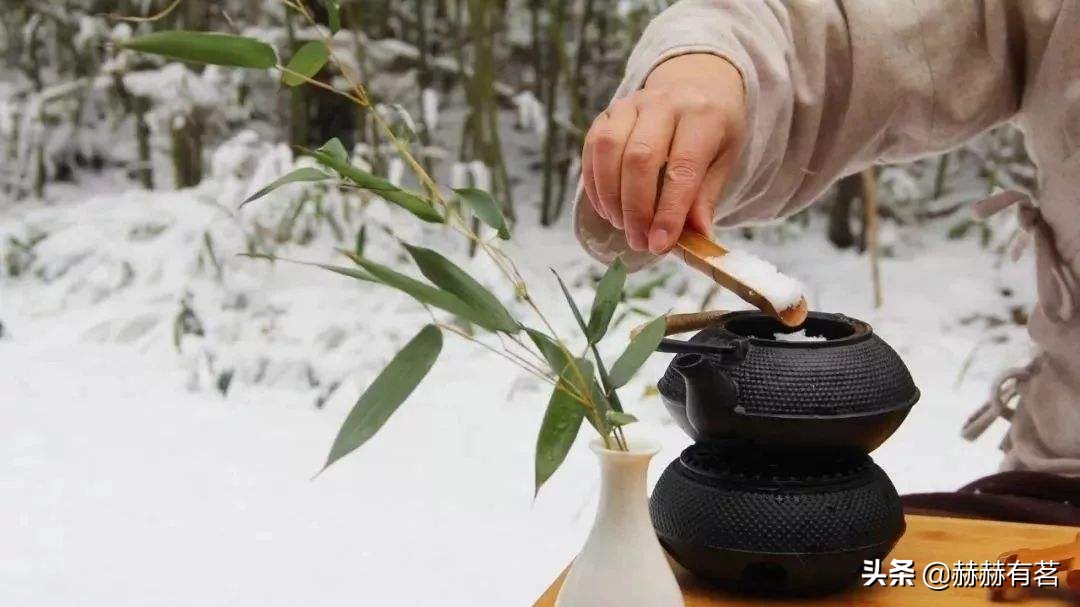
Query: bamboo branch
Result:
<box><xmin>105</xmin><ymin>0</ymin><xmax>184</xmax><ymax>22</ymax></box>
<box><xmin>282</xmin><ymin>0</ymin><xmax>619</xmax><ymax>448</ymax></box>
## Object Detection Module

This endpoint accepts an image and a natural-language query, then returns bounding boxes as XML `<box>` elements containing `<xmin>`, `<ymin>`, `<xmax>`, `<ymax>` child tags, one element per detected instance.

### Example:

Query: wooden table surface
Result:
<box><xmin>534</xmin><ymin>515</ymin><xmax>1078</xmax><ymax>606</ymax></box>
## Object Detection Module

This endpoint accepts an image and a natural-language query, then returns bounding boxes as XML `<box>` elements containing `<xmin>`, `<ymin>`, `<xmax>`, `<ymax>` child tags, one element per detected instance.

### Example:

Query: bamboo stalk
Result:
<box><xmin>861</xmin><ymin>168</ymin><xmax>884</xmax><ymax>308</ymax></box>
<box><xmin>539</xmin><ymin>0</ymin><xmax>564</xmax><ymax>226</ymax></box>
<box><xmin>932</xmin><ymin>152</ymin><xmax>950</xmax><ymax>201</ymax></box>
<box><xmin>529</xmin><ymin>0</ymin><xmax>543</xmax><ymax>99</ymax></box>
<box><xmin>413</xmin><ymin>0</ymin><xmax>437</xmax><ymax>182</ymax></box>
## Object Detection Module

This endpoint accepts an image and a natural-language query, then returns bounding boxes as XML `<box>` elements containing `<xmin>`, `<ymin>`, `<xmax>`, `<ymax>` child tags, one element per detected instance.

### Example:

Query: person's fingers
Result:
<box><xmin>580</xmin><ymin>135</ymin><xmax>603</xmax><ymax>220</ymax></box>
<box><xmin>588</xmin><ymin>99</ymin><xmax>637</xmax><ymax>228</ymax></box>
<box><xmin>648</xmin><ymin>111</ymin><xmax>723</xmax><ymax>253</ymax></box>
<box><xmin>687</xmin><ymin>147</ymin><xmax>737</xmax><ymax>234</ymax></box>
<box><xmin>620</xmin><ymin>100</ymin><xmax>676</xmax><ymax>251</ymax></box>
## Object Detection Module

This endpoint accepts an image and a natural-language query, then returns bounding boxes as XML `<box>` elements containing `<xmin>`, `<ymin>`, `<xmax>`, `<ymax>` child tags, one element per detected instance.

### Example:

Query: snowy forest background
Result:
<box><xmin>0</xmin><ymin>1</ymin><xmax>1042</xmax><ymax>605</ymax></box>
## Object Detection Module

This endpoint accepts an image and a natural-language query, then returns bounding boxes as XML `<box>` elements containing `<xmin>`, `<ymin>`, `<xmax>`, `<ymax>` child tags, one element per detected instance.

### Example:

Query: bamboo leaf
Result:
<box><xmin>626</xmin><ymin>271</ymin><xmax>673</xmax><ymax>300</ymax></box>
<box><xmin>317</xmin><ymin>138</ymin><xmax>348</xmax><ymax>164</ymax></box>
<box><xmin>586</xmin><ymin>257</ymin><xmax>627</xmax><ymax>344</ymax></box>
<box><xmin>567</xmin><ymin>356</ymin><xmax>608</xmax><ymax>433</ymax></box>
<box><xmin>282</xmin><ymin>41</ymin><xmax>329</xmax><ymax>86</ymax></box>
<box><xmin>583</xmin><ymin>363</ymin><xmax>612</xmax><ymax>434</ymax></box>
<box><xmin>948</xmin><ymin>219</ymin><xmax>975</xmax><ymax>240</ymax></box>
<box><xmin>525</xmin><ymin>329</ymin><xmax>608</xmax><ymax>434</ymax></box>
<box><xmin>307</xmin><ymin>148</ymin><xmax>391</xmax><ymax>190</ymax></box>
<box><xmin>305</xmin><ymin>148</ymin><xmax>443</xmax><ymax>223</ymax></box>
<box><xmin>318</xmin><ymin>0</ymin><xmax>341</xmax><ymax>32</ymax></box>
<box><xmin>403</xmin><ymin>244</ymin><xmax>518</xmax><ymax>333</ymax></box>
<box><xmin>608</xmin><ymin>315</ymin><xmax>666</xmax><ymax>388</ymax></box>
<box><xmin>348</xmin><ymin>255</ymin><xmax>500</xmax><ymax>330</ymax></box>
<box><xmin>552</xmin><ymin>270</ymin><xmax>590</xmax><ymax>341</ymax></box>
<box><xmin>551</xmin><ymin>269</ymin><xmax>625</xmax><ymax>411</ymax></box>
<box><xmin>354</xmin><ymin>225</ymin><xmax>367</xmax><ymax>258</ymax></box>
<box><xmin>318</xmin><ymin>263</ymin><xmax>377</xmax><ymax>283</ymax></box>
<box><xmin>239</xmin><ymin>252</ymin><xmax>377</xmax><ymax>283</ymax></box>
<box><xmin>606</xmin><ymin>410</ymin><xmax>638</xmax><ymax>426</ymax></box>
<box><xmin>534</xmin><ymin>381</ymin><xmax>585</xmax><ymax>495</ymax></box>
<box><xmin>454</xmin><ymin>188</ymin><xmax>510</xmax><ymax>239</ymax></box>
<box><xmin>378</xmin><ymin>192</ymin><xmax>442</xmax><ymax>222</ymax></box>
<box><xmin>121</xmin><ymin>31</ymin><xmax>276</xmax><ymax>69</ymax></box>
<box><xmin>240</xmin><ymin>167</ymin><xmax>330</xmax><ymax>207</ymax></box>
<box><xmin>525</xmin><ymin>328</ymin><xmax>573</xmax><ymax>382</ymax></box>
<box><xmin>321</xmin><ymin>325</ymin><xmax>442</xmax><ymax>472</ymax></box>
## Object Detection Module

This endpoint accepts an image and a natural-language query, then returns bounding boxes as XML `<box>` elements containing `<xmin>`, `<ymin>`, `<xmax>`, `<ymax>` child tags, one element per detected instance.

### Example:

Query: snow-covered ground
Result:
<box><xmin>1</xmin><ymin>167</ymin><xmax>1037</xmax><ymax>605</ymax></box>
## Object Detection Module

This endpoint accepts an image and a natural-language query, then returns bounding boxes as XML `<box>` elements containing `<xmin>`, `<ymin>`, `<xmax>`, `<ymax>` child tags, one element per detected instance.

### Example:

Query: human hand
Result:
<box><xmin>581</xmin><ymin>53</ymin><xmax>746</xmax><ymax>253</ymax></box>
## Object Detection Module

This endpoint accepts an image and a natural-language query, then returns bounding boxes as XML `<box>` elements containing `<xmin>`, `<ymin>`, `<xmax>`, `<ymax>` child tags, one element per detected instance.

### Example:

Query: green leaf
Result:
<box><xmin>317</xmin><ymin>137</ymin><xmax>348</xmax><ymax>164</ymax></box>
<box><xmin>403</xmin><ymin>244</ymin><xmax>519</xmax><ymax>333</ymax></box>
<box><xmin>552</xmin><ymin>270</ymin><xmax>591</xmax><ymax>340</ymax></box>
<box><xmin>525</xmin><ymin>328</ymin><xmax>574</xmax><ymax>382</ymax></box>
<box><xmin>552</xmin><ymin>269</ymin><xmax>625</xmax><ymax>411</ymax></box>
<box><xmin>608</xmin><ymin>315</ymin><xmax>666</xmax><ymax>388</ymax></box>
<box><xmin>586</xmin><ymin>257</ymin><xmax>627</xmax><ymax>344</ymax></box>
<box><xmin>318</xmin><ymin>263</ymin><xmax>378</xmax><ymax>283</ymax></box>
<box><xmin>121</xmin><ymin>31</ymin><xmax>276</xmax><ymax>69</ymax></box>
<box><xmin>567</xmin><ymin>356</ymin><xmax>609</xmax><ymax>434</ymax></box>
<box><xmin>307</xmin><ymin>148</ymin><xmax>391</xmax><ymax>190</ymax></box>
<box><xmin>282</xmin><ymin>41</ymin><xmax>329</xmax><ymax>86</ymax></box>
<box><xmin>347</xmin><ymin>255</ymin><xmax>500</xmax><ymax>330</ymax></box>
<box><xmin>321</xmin><ymin>325</ymin><xmax>442</xmax><ymax>472</ymax></box>
<box><xmin>240</xmin><ymin>167</ymin><xmax>330</xmax><ymax>207</ymax></box>
<box><xmin>305</xmin><ymin>148</ymin><xmax>443</xmax><ymax>223</ymax></box>
<box><xmin>238</xmin><ymin>252</ymin><xmax>377</xmax><ymax>283</ymax></box>
<box><xmin>948</xmin><ymin>218</ymin><xmax>975</xmax><ymax>240</ymax></box>
<box><xmin>584</xmin><ymin>368</ymin><xmax>612</xmax><ymax>432</ymax></box>
<box><xmin>354</xmin><ymin>225</ymin><xmax>367</xmax><ymax>258</ymax></box>
<box><xmin>318</xmin><ymin>0</ymin><xmax>341</xmax><ymax>32</ymax></box>
<box><xmin>376</xmin><ymin>191</ymin><xmax>442</xmax><ymax>222</ymax></box>
<box><xmin>626</xmin><ymin>271</ymin><xmax>673</xmax><ymax>300</ymax></box>
<box><xmin>454</xmin><ymin>188</ymin><xmax>510</xmax><ymax>240</ymax></box>
<box><xmin>534</xmin><ymin>381</ymin><xmax>585</xmax><ymax>495</ymax></box>
<box><xmin>525</xmin><ymin>329</ymin><xmax>609</xmax><ymax>434</ymax></box>
<box><xmin>606</xmin><ymin>411</ymin><xmax>638</xmax><ymax>426</ymax></box>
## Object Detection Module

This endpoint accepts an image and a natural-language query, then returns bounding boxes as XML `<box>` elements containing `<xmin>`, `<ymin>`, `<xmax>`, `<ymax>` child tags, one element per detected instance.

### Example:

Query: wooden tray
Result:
<box><xmin>534</xmin><ymin>515</ymin><xmax>1079</xmax><ymax>606</ymax></box>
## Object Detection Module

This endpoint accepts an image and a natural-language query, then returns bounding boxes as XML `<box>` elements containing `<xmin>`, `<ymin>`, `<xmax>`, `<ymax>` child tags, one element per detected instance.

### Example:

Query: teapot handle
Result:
<box><xmin>657</xmin><ymin>336</ymin><xmax>748</xmax><ymax>365</ymax></box>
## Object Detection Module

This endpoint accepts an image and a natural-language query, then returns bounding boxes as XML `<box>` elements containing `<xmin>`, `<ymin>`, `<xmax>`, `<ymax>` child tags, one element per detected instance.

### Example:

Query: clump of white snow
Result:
<box><xmin>468</xmin><ymin>160</ymin><xmax>492</xmax><ymax>192</ymax></box>
<box><xmin>772</xmin><ymin>329</ymin><xmax>826</xmax><ymax>342</ymax></box>
<box><xmin>449</xmin><ymin>162</ymin><xmax>470</xmax><ymax>189</ymax></box>
<box><xmin>387</xmin><ymin>157</ymin><xmax>405</xmax><ymax>187</ymax></box>
<box><xmin>0</xmin><ymin>178</ymin><xmax>1041</xmax><ymax>606</ymax></box>
<box><xmin>709</xmin><ymin>249</ymin><xmax>805</xmax><ymax>312</ymax></box>
<box><xmin>513</xmin><ymin>91</ymin><xmax>546</xmax><ymax>138</ymax></box>
<box><xmin>421</xmin><ymin>88</ymin><xmax>440</xmax><ymax>132</ymax></box>
<box><xmin>122</xmin><ymin>63</ymin><xmax>224</xmax><ymax>110</ymax></box>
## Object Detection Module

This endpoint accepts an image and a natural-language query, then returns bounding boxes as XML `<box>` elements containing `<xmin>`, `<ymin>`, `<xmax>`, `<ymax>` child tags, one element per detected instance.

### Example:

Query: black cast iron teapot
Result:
<box><xmin>656</xmin><ymin>311</ymin><xmax>920</xmax><ymax>451</ymax></box>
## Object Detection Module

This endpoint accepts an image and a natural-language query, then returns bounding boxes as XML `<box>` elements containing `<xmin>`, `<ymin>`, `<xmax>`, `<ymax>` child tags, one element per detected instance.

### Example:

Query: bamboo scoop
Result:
<box><xmin>674</xmin><ymin>230</ymin><xmax>808</xmax><ymax>328</ymax></box>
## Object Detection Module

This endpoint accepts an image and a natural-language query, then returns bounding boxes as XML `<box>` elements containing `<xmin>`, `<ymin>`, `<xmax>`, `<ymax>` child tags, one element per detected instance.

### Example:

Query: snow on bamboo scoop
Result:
<box><xmin>675</xmin><ymin>231</ymin><xmax>809</xmax><ymax>328</ymax></box>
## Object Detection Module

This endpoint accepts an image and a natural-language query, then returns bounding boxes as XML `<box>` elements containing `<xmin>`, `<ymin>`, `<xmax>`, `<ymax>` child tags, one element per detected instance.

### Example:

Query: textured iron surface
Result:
<box><xmin>650</xmin><ymin>444</ymin><xmax>905</xmax><ymax>554</ymax></box>
<box><xmin>657</xmin><ymin>315</ymin><xmax>918</xmax><ymax>417</ymax></box>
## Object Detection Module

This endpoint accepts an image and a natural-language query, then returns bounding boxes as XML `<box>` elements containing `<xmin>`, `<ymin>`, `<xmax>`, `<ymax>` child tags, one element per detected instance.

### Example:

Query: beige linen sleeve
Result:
<box><xmin>574</xmin><ymin>0</ymin><xmax>1030</xmax><ymax>269</ymax></box>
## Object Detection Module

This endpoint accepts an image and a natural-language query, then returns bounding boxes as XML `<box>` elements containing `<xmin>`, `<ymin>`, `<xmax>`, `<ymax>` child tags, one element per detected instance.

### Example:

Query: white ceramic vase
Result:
<box><xmin>555</xmin><ymin>437</ymin><xmax>684</xmax><ymax>607</ymax></box>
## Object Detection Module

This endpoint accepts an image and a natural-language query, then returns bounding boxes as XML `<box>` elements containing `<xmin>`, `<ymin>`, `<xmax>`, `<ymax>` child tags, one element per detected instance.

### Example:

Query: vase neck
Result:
<box><xmin>591</xmin><ymin>440</ymin><xmax>658</xmax><ymax>522</ymax></box>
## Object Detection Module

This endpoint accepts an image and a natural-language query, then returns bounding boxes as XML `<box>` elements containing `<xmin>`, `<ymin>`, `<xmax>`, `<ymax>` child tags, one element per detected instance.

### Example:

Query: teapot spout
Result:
<box><xmin>672</xmin><ymin>353</ymin><xmax>738</xmax><ymax>441</ymax></box>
